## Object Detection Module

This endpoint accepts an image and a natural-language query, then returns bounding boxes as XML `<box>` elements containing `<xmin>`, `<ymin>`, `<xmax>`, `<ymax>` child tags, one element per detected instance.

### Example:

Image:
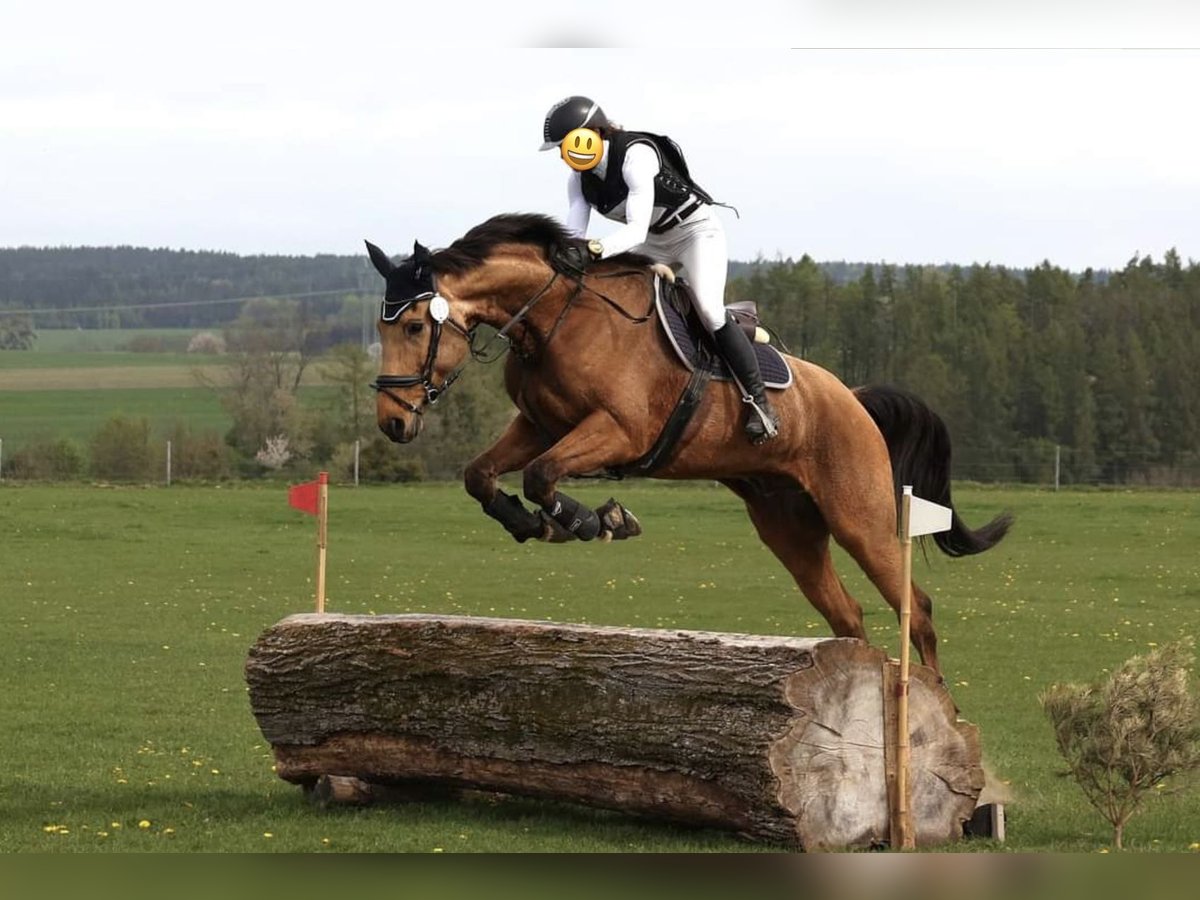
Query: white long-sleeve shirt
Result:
<box><xmin>565</xmin><ymin>141</ymin><xmax>663</xmax><ymax>258</ymax></box>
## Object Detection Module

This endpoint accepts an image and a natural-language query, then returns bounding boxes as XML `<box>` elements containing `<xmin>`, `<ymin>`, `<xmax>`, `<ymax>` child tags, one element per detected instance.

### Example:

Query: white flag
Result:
<box><xmin>904</xmin><ymin>486</ymin><xmax>952</xmax><ymax>537</ymax></box>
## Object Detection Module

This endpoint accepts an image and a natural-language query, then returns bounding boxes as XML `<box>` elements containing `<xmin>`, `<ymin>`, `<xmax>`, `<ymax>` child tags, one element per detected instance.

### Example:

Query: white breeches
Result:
<box><xmin>633</xmin><ymin>206</ymin><xmax>729</xmax><ymax>333</ymax></box>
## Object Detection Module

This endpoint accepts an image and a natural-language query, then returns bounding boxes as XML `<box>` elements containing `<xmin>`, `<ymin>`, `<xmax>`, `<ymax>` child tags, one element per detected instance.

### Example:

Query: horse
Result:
<box><xmin>366</xmin><ymin>212</ymin><xmax>1012</xmax><ymax>677</ymax></box>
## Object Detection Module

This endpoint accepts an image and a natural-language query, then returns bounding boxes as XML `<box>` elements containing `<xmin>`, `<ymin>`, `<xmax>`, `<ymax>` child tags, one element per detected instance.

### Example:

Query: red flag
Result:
<box><xmin>288</xmin><ymin>473</ymin><xmax>326</xmax><ymax>516</ymax></box>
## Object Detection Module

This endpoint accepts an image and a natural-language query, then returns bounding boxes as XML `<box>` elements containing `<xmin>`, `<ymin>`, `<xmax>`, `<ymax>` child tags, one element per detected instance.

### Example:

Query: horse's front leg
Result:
<box><xmin>522</xmin><ymin>411</ymin><xmax>638</xmax><ymax>543</ymax></box>
<box><xmin>464</xmin><ymin>414</ymin><xmax>549</xmax><ymax>543</ymax></box>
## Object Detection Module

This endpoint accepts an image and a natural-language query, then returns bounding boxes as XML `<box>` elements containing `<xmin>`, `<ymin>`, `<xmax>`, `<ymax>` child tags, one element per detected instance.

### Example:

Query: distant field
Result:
<box><xmin>32</xmin><ymin>328</ymin><xmax>205</xmax><ymax>353</ymax></box>
<box><xmin>1</xmin><ymin>330</ymin><xmax>338</xmax><ymax>450</ymax></box>
<box><xmin>0</xmin><ymin>365</ymin><xmax>233</xmax><ymax>390</ymax></box>
<box><xmin>0</xmin><ymin>351</ymin><xmax>206</xmax><ymax>370</ymax></box>
<box><xmin>0</xmin><ymin>386</ymin><xmax>339</xmax><ymax>447</ymax></box>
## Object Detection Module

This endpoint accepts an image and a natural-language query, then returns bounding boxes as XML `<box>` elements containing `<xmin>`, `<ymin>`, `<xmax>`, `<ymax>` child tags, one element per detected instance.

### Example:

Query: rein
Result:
<box><xmin>372</xmin><ymin>248</ymin><xmax>657</xmax><ymax>413</ymax></box>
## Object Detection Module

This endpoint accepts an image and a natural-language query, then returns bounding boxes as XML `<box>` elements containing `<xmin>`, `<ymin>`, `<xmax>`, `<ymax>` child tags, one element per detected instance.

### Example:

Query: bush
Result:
<box><xmin>165</xmin><ymin>422</ymin><xmax>233</xmax><ymax>481</ymax></box>
<box><xmin>4</xmin><ymin>438</ymin><xmax>85</xmax><ymax>480</ymax></box>
<box><xmin>1040</xmin><ymin>639</ymin><xmax>1200</xmax><ymax>849</ymax></box>
<box><xmin>124</xmin><ymin>334</ymin><xmax>171</xmax><ymax>353</ymax></box>
<box><xmin>89</xmin><ymin>415</ymin><xmax>154</xmax><ymax>481</ymax></box>
<box><xmin>187</xmin><ymin>331</ymin><xmax>226</xmax><ymax>354</ymax></box>
<box><xmin>351</xmin><ymin>436</ymin><xmax>426</xmax><ymax>483</ymax></box>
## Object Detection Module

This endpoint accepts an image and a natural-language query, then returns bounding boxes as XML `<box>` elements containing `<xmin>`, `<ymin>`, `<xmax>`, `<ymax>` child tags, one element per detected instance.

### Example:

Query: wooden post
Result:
<box><xmin>894</xmin><ymin>486</ymin><xmax>916</xmax><ymax>849</ymax></box>
<box><xmin>165</xmin><ymin>440</ymin><xmax>172</xmax><ymax>486</ymax></box>
<box><xmin>315</xmin><ymin>472</ymin><xmax>328</xmax><ymax>614</ymax></box>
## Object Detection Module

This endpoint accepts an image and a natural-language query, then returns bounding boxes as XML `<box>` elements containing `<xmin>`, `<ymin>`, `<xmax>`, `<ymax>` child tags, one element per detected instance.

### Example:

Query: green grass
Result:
<box><xmin>1</xmin><ymin>482</ymin><xmax>1198</xmax><ymax>853</ymax></box>
<box><xmin>0</xmin><ymin>351</ymin><xmax>206</xmax><ymax>370</ymax></box>
<box><xmin>0</xmin><ymin>387</ymin><xmax>339</xmax><ymax>447</ymax></box>
<box><xmin>31</xmin><ymin>329</ymin><xmax>204</xmax><ymax>353</ymax></box>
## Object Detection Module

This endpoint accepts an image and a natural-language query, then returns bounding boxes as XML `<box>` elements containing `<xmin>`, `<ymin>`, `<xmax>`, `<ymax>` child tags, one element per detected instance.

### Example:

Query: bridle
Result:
<box><xmin>369</xmin><ymin>286</ymin><xmax>474</xmax><ymax>415</ymax></box>
<box><xmin>370</xmin><ymin>244</ymin><xmax>655</xmax><ymax>414</ymax></box>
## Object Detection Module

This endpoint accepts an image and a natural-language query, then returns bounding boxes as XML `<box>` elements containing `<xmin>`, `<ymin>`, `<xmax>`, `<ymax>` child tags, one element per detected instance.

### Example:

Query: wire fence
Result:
<box><xmin>2</xmin><ymin>434</ymin><xmax>1198</xmax><ymax>488</ymax></box>
<box><xmin>952</xmin><ymin>444</ymin><xmax>1200</xmax><ymax>489</ymax></box>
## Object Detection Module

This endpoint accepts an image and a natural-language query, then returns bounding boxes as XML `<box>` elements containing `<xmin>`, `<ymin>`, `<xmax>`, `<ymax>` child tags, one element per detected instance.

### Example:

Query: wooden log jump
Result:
<box><xmin>245</xmin><ymin>614</ymin><xmax>984</xmax><ymax>850</ymax></box>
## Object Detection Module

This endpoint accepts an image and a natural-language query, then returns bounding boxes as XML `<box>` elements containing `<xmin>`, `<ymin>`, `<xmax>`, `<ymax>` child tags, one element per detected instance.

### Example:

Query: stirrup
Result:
<box><xmin>743</xmin><ymin>396</ymin><xmax>780</xmax><ymax>443</ymax></box>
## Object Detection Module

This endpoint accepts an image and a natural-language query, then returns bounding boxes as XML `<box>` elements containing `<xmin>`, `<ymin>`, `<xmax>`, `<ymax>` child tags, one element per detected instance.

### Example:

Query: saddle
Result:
<box><xmin>655</xmin><ymin>276</ymin><xmax>793</xmax><ymax>389</ymax></box>
<box><xmin>612</xmin><ymin>275</ymin><xmax>793</xmax><ymax>478</ymax></box>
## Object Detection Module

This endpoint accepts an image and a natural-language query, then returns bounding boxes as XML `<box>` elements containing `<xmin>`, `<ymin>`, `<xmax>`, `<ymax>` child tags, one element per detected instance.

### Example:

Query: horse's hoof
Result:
<box><xmin>597</xmin><ymin>499</ymin><xmax>642</xmax><ymax>540</ymax></box>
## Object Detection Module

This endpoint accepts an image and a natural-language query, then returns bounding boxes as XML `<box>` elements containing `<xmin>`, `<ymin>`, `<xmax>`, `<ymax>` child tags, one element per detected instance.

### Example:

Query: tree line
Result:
<box><xmin>2</xmin><ymin>244</ymin><xmax>1196</xmax><ymax>485</ymax></box>
<box><xmin>735</xmin><ymin>250</ymin><xmax>1199</xmax><ymax>485</ymax></box>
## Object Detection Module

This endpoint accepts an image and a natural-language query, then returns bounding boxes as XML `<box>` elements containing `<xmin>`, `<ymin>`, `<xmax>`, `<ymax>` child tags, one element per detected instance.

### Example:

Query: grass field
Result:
<box><xmin>0</xmin><ymin>351</ymin><xmax>202</xmax><ymax>370</ymax></box>
<box><xmin>0</xmin><ymin>386</ymin><xmax>339</xmax><ymax>448</ymax></box>
<box><xmin>1</xmin><ymin>481</ymin><xmax>1197</xmax><ymax>853</ymax></box>
<box><xmin>31</xmin><ymin>329</ymin><xmax>204</xmax><ymax>353</ymax></box>
<box><xmin>0</xmin><ymin>336</ymin><xmax>337</xmax><ymax>448</ymax></box>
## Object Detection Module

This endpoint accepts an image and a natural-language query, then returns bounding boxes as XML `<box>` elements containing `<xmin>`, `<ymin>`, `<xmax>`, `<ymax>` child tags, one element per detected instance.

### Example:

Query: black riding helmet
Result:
<box><xmin>539</xmin><ymin>96</ymin><xmax>610</xmax><ymax>150</ymax></box>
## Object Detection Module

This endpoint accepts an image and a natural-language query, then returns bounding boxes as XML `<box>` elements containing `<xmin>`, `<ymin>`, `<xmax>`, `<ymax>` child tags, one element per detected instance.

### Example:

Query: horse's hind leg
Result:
<box><xmin>728</xmin><ymin>481</ymin><xmax>868</xmax><ymax>643</ymax></box>
<box><xmin>817</xmin><ymin>485</ymin><xmax>943</xmax><ymax>676</ymax></box>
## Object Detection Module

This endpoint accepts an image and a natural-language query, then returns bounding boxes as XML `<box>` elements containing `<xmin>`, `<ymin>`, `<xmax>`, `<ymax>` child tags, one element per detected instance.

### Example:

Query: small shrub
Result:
<box><xmin>355</xmin><ymin>436</ymin><xmax>426</xmax><ymax>482</ymax></box>
<box><xmin>124</xmin><ymin>334</ymin><xmax>171</xmax><ymax>353</ymax></box>
<box><xmin>4</xmin><ymin>438</ymin><xmax>85</xmax><ymax>480</ymax></box>
<box><xmin>255</xmin><ymin>435</ymin><xmax>293</xmax><ymax>470</ymax></box>
<box><xmin>89</xmin><ymin>415</ymin><xmax>154</xmax><ymax>481</ymax></box>
<box><xmin>1040</xmin><ymin>639</ymin><xmax>1200</xmax><ymax>849</ymax></box>
<box><xmin>187</xmin><ymin>331</ymin><xmax>226</xmax><ymax>354</ymax></box>
<box><xmin>165</xmin><ymin>422</ymin><xmax>233</xmax><ymax>481</ymax></box>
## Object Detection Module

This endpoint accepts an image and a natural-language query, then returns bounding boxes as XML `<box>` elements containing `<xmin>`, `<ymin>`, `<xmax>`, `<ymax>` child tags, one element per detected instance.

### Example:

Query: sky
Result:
<box><xmin>2</xmin><ymin>3</ymin><xmax>1199</xmax><ymax>272</ymax></box>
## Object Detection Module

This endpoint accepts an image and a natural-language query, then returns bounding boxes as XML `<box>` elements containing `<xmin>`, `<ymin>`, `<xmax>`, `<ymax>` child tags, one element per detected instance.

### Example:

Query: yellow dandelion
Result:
<box><xmin>138</xmin><ymin>820</ymin><xmax>151</xmax><ymax>830</ymax></box>
<box><xmin>1189</xmin><ymin>842</ymin><xmax>1200</xmax><ymax>851</ymax></box>
<box><xmin>263</xmin><ymin>832</ymin><xmax>274</xmax><ymax>839</ymax></box>
<box><xmin>164</xmin><ymin>828</ymin><xmax>175</xmax><ymax>836</ymax></box>
<box><xmin>111</xmin><ymin>822</ymin><xmax>122</xmax><ymax>829</ymax></box>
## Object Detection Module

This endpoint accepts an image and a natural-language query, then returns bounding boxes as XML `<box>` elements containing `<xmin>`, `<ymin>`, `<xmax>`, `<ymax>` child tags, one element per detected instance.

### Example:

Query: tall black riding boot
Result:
<box><xmin>712</xmin><ymin>320</ymin><xmax>781</xmax><ymax>444</ymax></box>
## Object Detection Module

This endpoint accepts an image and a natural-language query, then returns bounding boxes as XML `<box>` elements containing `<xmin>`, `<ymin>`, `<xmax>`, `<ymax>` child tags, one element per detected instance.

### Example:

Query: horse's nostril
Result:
<box><xmin>383</xmin><ymin>417</ymin><xmax>409</xmax><ymax>443</ymax></box>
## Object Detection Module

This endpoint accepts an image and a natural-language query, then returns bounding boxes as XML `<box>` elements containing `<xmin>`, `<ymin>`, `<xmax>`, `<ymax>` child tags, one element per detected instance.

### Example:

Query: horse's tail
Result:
<box><xmin>854</xmin><ymin>384</ymin><xmax>1014</xmax><ymax>557</ymax></box>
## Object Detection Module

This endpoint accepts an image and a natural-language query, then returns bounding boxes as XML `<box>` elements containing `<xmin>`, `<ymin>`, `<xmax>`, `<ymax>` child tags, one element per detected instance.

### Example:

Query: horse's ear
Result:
<box><xmin>365</xmin><ymin>240</ymin><xmax>394</xmax><ymax>278</ymax></box>
<box><xmin>412</xmin><ymin>240</ymin><xmax>433</xmax><ymax>264</ymax></box>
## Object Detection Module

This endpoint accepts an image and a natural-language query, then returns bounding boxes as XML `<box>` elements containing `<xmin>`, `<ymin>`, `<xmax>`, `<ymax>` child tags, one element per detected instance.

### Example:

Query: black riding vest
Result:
<box><xmin>580</xmin><ymin>131</ymin><xmax>710</xmax><ymax>224</ymax></box>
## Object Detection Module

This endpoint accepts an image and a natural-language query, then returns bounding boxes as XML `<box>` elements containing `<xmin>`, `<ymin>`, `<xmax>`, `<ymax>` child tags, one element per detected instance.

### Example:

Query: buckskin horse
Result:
<box><xmin>367</xmin><ymin>213</ymin><xmax>1011</xmax><ymax>676</ymax></box>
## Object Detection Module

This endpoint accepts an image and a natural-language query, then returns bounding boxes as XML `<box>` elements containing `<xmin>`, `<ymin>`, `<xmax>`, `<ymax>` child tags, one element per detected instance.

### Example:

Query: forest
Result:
<box><xmin>2</xmin><ymin>244</ymin><xmax>1197</xmax><ymax>485</ymax></box>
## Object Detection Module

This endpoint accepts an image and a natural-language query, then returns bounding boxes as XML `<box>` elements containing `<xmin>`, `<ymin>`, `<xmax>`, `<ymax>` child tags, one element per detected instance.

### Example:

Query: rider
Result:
<box><xmin>539</xmin><ymin>95</ymin><xmax>780</xmax><ymax>444</ymax></box>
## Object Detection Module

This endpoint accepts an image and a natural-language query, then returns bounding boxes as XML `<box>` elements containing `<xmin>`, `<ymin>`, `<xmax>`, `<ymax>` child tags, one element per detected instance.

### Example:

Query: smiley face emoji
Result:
<box><xmin>560</xmin><ymin>127</ymin><xmax>603</xmax><ymax>171</ymax></box>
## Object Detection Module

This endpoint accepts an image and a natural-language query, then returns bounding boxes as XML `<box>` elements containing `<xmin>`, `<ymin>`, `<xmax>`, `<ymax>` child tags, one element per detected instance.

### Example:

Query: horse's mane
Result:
<box><xmin>431</xmin><ymin>212</ymin><xmax>655</xmax><ymax>273</ymax></box>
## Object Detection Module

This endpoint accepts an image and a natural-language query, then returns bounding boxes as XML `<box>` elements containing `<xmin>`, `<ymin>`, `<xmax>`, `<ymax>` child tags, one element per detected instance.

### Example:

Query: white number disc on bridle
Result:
<box><xmin>429</xmin><ymin>294</ymin><xmax>450</xmax><ymax>323</ymax></box>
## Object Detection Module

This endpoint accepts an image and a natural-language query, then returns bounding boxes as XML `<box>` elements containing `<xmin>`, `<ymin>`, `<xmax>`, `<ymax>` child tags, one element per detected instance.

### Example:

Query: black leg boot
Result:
<box><xmin>712</xmin><ymin>320</ymin><xmax>781</xmax><ymax>444</ymax></box>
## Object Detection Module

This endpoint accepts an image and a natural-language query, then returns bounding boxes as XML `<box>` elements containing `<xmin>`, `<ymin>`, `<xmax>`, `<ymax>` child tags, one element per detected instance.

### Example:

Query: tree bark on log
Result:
<box><xmin>245</xmin><ymin>614</ymin><xmax>983</xmax><ymax>850</ymax></box>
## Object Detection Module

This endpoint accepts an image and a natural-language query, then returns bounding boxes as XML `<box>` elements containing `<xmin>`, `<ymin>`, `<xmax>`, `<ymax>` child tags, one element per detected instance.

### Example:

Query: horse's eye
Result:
<box><xmin>405</xmin><ymin>321</ymin><xmax>425</xmax><ymax>338</ymax></box>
